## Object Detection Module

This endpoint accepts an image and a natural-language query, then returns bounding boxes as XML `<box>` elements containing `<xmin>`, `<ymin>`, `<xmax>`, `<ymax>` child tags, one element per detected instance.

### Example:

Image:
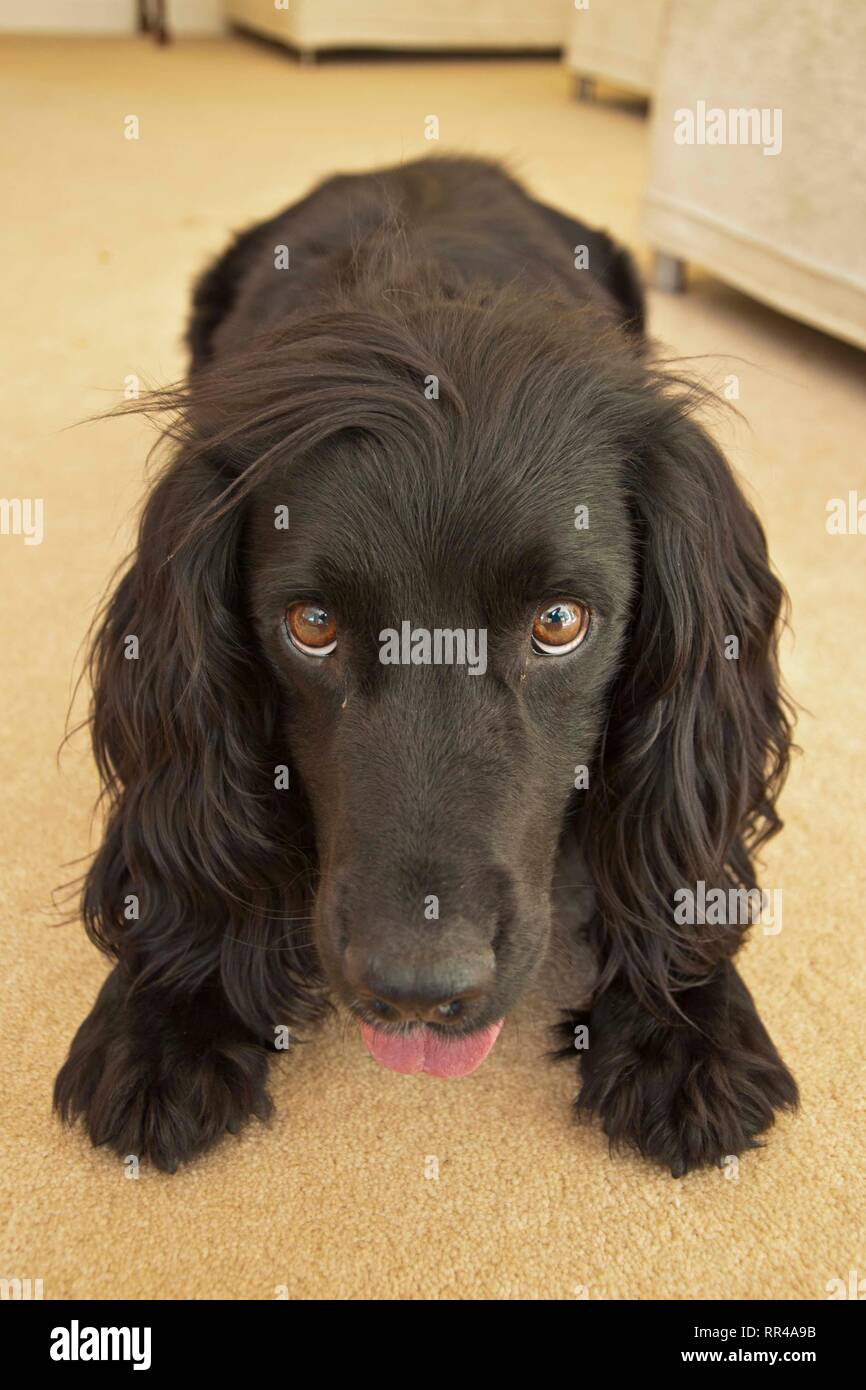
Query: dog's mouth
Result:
<box><xmin>358</xmin><ymin>1018</ymin><xmax>504</xmax><ymax>1077</ymax></box>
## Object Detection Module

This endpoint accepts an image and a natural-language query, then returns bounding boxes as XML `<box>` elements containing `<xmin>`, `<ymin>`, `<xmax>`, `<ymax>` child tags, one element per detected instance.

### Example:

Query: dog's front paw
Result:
<box><xmin>54</xmin><ymin>968</ymin><xmax>272</xmax><ymax>1172</ymax></box>
<box><xmin>574</xmin><ymin>965</ymin><xmax>797</xmax><ymax>1176</ymax></box>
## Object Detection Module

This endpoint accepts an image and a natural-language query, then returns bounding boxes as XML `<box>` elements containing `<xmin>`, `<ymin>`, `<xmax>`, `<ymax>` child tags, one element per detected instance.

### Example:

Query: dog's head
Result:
<box><xmin>83</xmin><ymin>288</ymin><xmax>790</xmax><ymax>1074</ymax></box>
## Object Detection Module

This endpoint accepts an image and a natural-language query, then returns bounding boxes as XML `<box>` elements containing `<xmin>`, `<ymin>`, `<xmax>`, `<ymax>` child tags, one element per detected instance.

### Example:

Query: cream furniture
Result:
<box><xmin>565</xmin><ymin>0</ymin><xmax>666</xmax><ymax>99</ymax></box>
<box><xmin>642</xmin><ymin>0</ymin><xmax>866</xmax><ymax>349</ymax></box>
<box><xmin>227</xmin><ymin>1</ymin><xmax>566</xmax><ymax>57</ymax></box>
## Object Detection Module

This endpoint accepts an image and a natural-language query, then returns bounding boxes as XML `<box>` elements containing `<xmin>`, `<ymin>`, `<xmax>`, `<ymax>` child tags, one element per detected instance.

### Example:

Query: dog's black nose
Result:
<box><xmin>344</xmin><ymin>947</ymin><xmax>494</xmax><ymax>1025</ymax></box>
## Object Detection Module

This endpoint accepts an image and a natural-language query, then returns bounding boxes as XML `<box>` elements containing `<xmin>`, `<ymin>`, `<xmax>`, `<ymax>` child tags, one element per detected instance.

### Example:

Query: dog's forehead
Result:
<box><xmin>250</xmin><ymin>432</ymin><xmax>632</xmax><ymax>612</ymax></box>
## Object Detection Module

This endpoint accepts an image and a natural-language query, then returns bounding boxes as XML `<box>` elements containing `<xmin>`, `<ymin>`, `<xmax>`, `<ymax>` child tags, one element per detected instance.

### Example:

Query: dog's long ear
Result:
<box><xmin>82</xmin><ymin>444</ymin><xmax>324</xmax><ymax>1032</ymax></box>
<box><xmin>584</xmin><ymin>400</ymin><xmax>793</xmax><ymax>1011</ymax></box>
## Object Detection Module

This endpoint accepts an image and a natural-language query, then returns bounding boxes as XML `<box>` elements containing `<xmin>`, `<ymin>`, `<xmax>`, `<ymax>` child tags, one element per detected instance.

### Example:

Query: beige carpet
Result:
<box><xmin>1</xmin><ymin>35</ymin><xmax>864</xmax><ymax>1301</ymax></box>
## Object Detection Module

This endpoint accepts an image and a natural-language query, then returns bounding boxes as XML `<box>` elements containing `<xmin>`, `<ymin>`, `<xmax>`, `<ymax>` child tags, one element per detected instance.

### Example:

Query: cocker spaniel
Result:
<box><xmin>55</xmin><ymin>157</ymin><xmax>797</xmax><ymax>1174</ymax></box>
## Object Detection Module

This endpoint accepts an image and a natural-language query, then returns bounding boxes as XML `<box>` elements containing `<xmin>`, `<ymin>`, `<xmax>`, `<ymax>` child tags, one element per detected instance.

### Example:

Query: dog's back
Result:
<box><xmin>188</xmin><ymin>157</ymin><xmax>643</xmax><ymax>368</ymax></box>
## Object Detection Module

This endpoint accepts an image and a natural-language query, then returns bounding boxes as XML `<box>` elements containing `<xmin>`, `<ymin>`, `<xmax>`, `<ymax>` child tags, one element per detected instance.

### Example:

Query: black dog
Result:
<box><xmin>55</xmin><ymin>157</ymin><xmax>797</xmax><ymax>1174</ymax></box>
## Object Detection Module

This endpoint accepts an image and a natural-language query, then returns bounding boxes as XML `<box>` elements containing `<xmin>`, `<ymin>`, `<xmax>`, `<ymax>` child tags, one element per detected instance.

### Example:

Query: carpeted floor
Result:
<box><xmin>1</xmin><ymin>35</ymin><xmax>864</xmax><ymax>1302</ymax></box>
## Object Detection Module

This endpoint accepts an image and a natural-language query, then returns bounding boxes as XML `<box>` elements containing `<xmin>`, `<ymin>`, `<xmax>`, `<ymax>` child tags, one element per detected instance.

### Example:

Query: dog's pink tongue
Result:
<box><xmin>360</xmin><ymin>1020</ymin><xmax>504</xmax><ymax>1077</ymax></box>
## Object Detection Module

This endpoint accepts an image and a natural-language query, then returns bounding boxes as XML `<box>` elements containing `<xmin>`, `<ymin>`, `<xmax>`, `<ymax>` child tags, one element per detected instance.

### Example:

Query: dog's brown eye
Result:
<box><xmin>531</xmin><ymin>599</ymin><xmax>591</xmax><ymax>656</ymax></box>
<box><xmin>286</xmin><ymin>602</ymin><xmax>337</xmax><ymax>656</ymax></box>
